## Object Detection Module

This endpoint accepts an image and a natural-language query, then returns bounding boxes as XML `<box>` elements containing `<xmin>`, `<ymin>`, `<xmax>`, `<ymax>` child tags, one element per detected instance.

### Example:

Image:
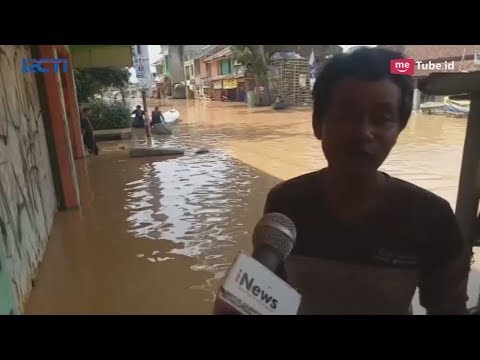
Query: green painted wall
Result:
<box><xmin>69</xmin><ymin>45</ymin><xmax>133</xmax><ymax>68</ymax></box>
<box><xmin>165</xmin><ymin>57</ymin><xmax>171</xmax><ymax>75</ymax></box>
<box><xmin>155</xmin><ymin>64</ymin><xmax>164</xmax><ymax>75</ymax></box>
<box><xmin>0</xmin><ymin>245</ymin><xmax>15</xmax><ymax>315</ymax></box>
<box><xmin>220</xmin><ymin>59</ymin><xmax>231</xmax><ymax>75</ymax></box>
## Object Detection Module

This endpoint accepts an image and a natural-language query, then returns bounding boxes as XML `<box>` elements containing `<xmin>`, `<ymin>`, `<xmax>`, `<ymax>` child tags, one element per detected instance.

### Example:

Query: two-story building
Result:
<box><xmin>200</xmin><ymin>46</ymin><xmax>254</xmax><ymax>102</ymax></box>
<box><xmin>152</xmin><ymin>45</ymin><xmax>185</xmax><ymax>97</ymax></box>
<box><xmin>183</xmin><ymin>45</ymin><xmax>212</xmax><ymax>98</ymax></box>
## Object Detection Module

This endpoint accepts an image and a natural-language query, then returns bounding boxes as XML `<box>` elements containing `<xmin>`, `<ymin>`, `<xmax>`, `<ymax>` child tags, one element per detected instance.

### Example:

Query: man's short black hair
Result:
<box><xmin>312</xmin><ymin>47</ymin><xmax>414</xmax><ymax>130</ymax></box>
<box><xmin>136</xmin><ymin>105</ymin><xmax>141</xmax><ymax>109</ymax></box>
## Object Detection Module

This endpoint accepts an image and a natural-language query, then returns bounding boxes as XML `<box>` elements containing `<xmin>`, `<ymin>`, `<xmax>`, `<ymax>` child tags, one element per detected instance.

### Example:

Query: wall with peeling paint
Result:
<box><xmin>0</xmin><ymin>45</ymin><xmax>57</xmax><ymax>314</ymax></box>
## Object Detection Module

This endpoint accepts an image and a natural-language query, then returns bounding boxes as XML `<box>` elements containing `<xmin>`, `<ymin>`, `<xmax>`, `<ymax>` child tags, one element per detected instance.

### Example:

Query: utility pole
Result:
<box><xmin>134</xmin><ymin>45</ymin><xmax>153</xmax><ymax>140</ymax></box>
<box><xmin>142</xmin><ymin>89</ymin><xmax>151</xmax><ymax>139</ymax></box>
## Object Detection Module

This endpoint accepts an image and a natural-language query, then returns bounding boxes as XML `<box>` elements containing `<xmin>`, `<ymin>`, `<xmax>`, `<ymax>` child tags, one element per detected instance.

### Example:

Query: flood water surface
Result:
<box><xmin>25</xmin><ymin>101</ymin><xmax>479</xmax><ymax>314</ymax></box>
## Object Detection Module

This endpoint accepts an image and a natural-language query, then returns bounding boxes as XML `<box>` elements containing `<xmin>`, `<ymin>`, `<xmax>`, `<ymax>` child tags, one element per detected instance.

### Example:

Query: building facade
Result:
<box><xmin>200</xmin><ymin>46</ymin><xmax>254</xmax><ymax>102</ymax></box>
<box><xmin>0</xmin><ymin>44</ymin><xmax>132</xmax><ymax>314</ymax></box>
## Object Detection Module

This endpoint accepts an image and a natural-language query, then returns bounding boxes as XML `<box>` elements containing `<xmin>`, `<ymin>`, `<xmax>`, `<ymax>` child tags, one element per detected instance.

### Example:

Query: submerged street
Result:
<box><xmin>25</xmin><ymin>100</ymin><xmax>480</xmax><ymax>314</ymax></box>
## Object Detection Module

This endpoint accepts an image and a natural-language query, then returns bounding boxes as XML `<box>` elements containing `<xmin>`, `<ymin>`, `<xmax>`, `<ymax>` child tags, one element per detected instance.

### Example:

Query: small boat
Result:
<box><xmin>420</xmin><ymin>96</ymin><xmax>469</xmax><ymax>115</ymax></box>
<box><xmin>419</xmin><ymin>102</ymin><xmax>444</xmax><ymax>111</ymax></box>
<box><xmin>163</xmin><ymin>108</ymin><xmax>180</xmax><ymax>124</ymax></box>
<box><xmin>272</xmin><ymin>102</ymin><xmax>288</xmax><ymax>110</ymax></box>
<box><xmin>151</xmin><ymin>123</ymin><xmax>172</xmax><ymax>135</ymax></box>
<box><xmin>443</xmin><ymin>97</ymin><xmax>469</xmax><ymax>115</ymax></box>
<box><xmin>151</xmin><ymin>109</ymin><xmax>180</xmax><ymax>136</ymax></box>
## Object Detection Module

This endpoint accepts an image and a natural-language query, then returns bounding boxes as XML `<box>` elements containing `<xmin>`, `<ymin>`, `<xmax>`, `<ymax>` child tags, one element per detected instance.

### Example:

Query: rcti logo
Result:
<box><xmin>390</xmin><ymin>58</ymin><xmax>415</xmax><ymax>76</ymax></box>
<box><xmin>21</xmin><ymin>58</ymin><xmax>68</xmax><ymax>74</ymax></box>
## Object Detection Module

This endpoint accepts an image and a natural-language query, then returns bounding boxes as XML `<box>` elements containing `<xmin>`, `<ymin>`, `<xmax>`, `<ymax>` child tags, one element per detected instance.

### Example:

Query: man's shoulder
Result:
<box><xmin>267</xmin><ymin>171</ymin><xmax>323</xmax><ymax>201</ymax></box>
<box><xmin>388</xmin><ymin>175</ymin><xmax>452</xmax><ymax>212</ymax></box>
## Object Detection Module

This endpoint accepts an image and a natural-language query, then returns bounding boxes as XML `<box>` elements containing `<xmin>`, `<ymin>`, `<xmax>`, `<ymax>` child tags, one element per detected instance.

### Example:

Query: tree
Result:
<box><xmin>74</xmin><ymin>67</ymin><xmax>130</xmax><ymax>103</ymax></box>
<box><xmin>230</xmin><ymin>45</ymin><xmax>271</xmax><ymax>106</ymax></box>
<box><xmin>230</xmin><ymin>45</ymin><xmax>344</xmax><ymax>106</ymax></box>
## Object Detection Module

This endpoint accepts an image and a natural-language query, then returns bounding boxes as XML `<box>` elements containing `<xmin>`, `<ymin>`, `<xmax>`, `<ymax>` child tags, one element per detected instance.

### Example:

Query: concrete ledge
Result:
<box><xmin>129</xmin><ymin>147</ymin><xmax>185</xmax><ymax>157</ymax></box>
<box><xmin>94</xmin><ymin>128</ymin><xmax>132</xmax><ymax>141</ymax></box>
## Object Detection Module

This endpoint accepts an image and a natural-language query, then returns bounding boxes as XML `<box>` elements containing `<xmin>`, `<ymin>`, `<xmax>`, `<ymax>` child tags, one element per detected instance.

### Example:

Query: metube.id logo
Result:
<box><xmin>390</xmin><ymin>58</ymin><xmax>415</xmax><ymax>75</ymax></box>
<box><xmin>390</xmin><ymin>58</ymin><xmax>456</xmax><ymax>76</ymax></box>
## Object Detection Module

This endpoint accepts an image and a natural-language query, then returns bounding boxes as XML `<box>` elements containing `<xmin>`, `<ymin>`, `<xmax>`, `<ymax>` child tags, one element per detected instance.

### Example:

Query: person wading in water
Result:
<box><xmin>151</xmin><ymin>106</ymin><xmax>166</xmax><ymax>126</ymax></box>
<box><xmin>131</xmin><ymin>105</ymin><xmax>145</xmax><ymax>128</ymax></box>
<box><xmin>80</xmin><ymin>107</ymin><xmax>99</xmax><ymax>155</ymax></box>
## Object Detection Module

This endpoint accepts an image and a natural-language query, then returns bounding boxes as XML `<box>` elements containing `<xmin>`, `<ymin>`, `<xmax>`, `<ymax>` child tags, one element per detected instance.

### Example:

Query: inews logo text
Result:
<box><xmin>235</xmin><ymin>268</ymin><xmax>278</xmax><ymax>309</ymax></box>
<box><xmin>390</xmin><ymin>58</ymin><xmax>455</xmax><ymax>76</ymax></box>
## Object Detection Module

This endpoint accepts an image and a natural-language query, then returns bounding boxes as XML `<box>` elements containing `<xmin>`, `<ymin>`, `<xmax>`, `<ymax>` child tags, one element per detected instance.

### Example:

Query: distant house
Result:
<box><xmin>380</xmin><ymin>45</ymin><xmax>480</xmax><ymax>109</ymax></box>
<box><xmin>152</xmin><ymin>45</ymin><xmax>185</xmax><ymax>96</ymax></box>
<box><xmin>183</xmin><ymin>45</ymin><xmax>219</xmax><ymax>98</ymax></box>
<box><xmin>201</xmin><ymin>46</ymin><xmax>254</xmax><ymax>102</ymax></box>
<box><xmin>264</xmin><ymin>45</ymin><xmax>342</xmax><ymax>60</ymax></box>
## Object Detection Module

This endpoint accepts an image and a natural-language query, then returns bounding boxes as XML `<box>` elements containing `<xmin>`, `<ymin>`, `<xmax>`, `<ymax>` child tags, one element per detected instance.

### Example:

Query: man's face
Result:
<box><xmin>319</xmin><ymin>78</ymin><xmax>402</xmax><ymax>175</ymax></box>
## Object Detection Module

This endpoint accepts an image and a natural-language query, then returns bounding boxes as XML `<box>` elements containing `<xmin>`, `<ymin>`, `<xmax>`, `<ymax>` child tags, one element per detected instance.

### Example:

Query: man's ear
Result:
<box><xmin>312</xmin><ymin>116</ymin><xmax>323</xmax><ymax>140</ymax></box>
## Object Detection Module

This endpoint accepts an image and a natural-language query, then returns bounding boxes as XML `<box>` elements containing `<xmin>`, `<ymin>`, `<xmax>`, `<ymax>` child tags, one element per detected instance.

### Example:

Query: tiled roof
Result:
<box><xmin>381</xmin><ymin>45</ymin><xmax>480</xmax><ymax>61</ymax></box>
<box><xmin>203</xmin><ymin>72</ymin><xmax>253</xmax><ymax>82</ymax></box>
<box><xmin>151</xmin><ymin>55</ymin><xmax>166</xmax><ymax>66</ymax></box>
<box><xmin>380</xmin><ymin>45</ymin><xmax>480</xmax><ymax>76</ymax></box>
<box><xmin>203</xmin><ymin>47</ymin><xmax>232</xmax><ymax>62</ymax></box>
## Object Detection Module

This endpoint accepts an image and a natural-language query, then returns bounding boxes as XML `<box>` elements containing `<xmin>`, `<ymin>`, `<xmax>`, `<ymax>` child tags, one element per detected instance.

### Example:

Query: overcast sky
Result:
<box><xmin>339</xmin><ymin>45</ymin><xmax>377</xmax><ymax>51</ymax></box>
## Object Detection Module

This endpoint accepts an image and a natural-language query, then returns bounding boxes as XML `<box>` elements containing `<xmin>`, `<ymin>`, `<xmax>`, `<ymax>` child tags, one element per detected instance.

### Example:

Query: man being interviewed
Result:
<box><xmin>264</xmin><ymin>47</ymin><xmax>473</xmax><ymax>315</ymax></box>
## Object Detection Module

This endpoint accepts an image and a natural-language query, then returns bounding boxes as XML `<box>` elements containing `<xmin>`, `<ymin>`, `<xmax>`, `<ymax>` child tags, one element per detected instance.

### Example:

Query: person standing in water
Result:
<box><xmin>80</xmin><ymin>107</ymin><xmax>99</xmax><ymax>155</ymax></box>
<box><xmin>151</xmin><ymin>106</ymin><xmax>166</xmax><ymax>126</ymax></box>
<box><xmin>131</xmin><ymin>105</ymin><xmax>145</xmax><ymax>128</ymax></box>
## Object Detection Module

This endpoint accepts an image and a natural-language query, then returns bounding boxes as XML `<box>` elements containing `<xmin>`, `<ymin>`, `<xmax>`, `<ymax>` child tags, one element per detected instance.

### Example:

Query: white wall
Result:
<box><xmin>0</xmin><ymin>45</ymin><xmax>57</xmax><ymax>313</ymax></box>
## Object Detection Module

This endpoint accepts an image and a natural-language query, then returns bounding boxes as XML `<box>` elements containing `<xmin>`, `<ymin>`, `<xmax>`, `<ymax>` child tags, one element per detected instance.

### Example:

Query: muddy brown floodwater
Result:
<box><xmin>26</xmin><ymin>100</ymin><xmax>480</xmax><ymax>315</ymax></box>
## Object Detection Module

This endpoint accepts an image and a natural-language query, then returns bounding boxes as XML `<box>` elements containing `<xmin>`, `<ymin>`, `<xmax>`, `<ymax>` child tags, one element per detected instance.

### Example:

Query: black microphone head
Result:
<box><xmin>252</xmin><ymin>213</ymin><xmax>296</xmax><ymax>260</ymax></box>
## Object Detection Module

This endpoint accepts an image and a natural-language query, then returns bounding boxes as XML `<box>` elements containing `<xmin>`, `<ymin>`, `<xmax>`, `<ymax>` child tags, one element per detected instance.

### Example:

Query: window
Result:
<box><xmin>195</xmin><ymin>60</ymin><xmax>201</xmax><ymax>76</ymax></box>
<box><xmin>220</xmin><ymin>59</ymin><xmax>232</xmax><ymax>75</ymax></box>
<box><xmin>206</xmin><ymin>63</ymin><xmax>211</xmax><ymax>77</ymax></box>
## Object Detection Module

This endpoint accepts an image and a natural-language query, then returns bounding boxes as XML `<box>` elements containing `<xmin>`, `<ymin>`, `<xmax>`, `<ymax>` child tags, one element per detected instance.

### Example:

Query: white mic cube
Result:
<box><xmin>217</xmin><ymin>252</ymin><xmax>301</xmax><ymax>315</ymax></box>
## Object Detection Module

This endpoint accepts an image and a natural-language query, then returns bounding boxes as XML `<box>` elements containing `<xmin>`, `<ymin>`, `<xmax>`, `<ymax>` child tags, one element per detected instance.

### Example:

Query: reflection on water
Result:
<box><xmin>25</xmin><ymin>100</ymin><xmax>479</xmax><ymax>314</ymax></box>
<box><xmin>123</xmin><ymin>142</ymin><xmax>273</xmax><ymax>296</ymax></box>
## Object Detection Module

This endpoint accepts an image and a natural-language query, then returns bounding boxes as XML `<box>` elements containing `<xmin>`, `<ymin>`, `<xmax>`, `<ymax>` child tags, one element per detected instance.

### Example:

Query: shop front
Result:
<box><xmin>212</xmin><ymin>81</ymin><xmax>223</xmax><ymax>101</ymax></box>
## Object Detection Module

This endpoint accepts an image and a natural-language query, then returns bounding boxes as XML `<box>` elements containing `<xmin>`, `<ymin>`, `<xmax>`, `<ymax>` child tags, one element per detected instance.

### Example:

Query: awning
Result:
<box><xmin>69</xmin><ymin>45</ymin><xmax>133</xmax><ymax>68</ymax></box>
<box><xmin>204</xmin><ymin>47</ymin><xmax>232</xmax><ymax>62</ymax></box>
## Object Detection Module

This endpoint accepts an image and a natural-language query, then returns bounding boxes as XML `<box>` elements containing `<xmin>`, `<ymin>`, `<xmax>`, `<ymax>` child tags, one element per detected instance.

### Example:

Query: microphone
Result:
<box><xmin>251</xmin><ymin>212</ymin><xmax>297</xmax><ymax>272</ymax></box>
<box><xmin>468</xmin><ymin>288</ymin><xmax>480</xmax><ymax>315</ymax></box>
<box><xmin>214</xmin><ymin>213</ymin><xmax>301</xmax><ymax>315</ymax></box>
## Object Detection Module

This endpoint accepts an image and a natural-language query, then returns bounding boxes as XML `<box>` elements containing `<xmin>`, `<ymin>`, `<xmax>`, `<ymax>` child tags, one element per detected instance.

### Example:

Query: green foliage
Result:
<box><xmin>230</xmin><ymin>45</ymin><xmax>271</xmax><ymax>105</ymax></box>
<box><xmin>85</xmin><ymin>100</ymin><xmax>131</xmax><ymax>130</ymax></box>
<box><xmin>74</xmin><ymin>68</ymin><xmax>130</xmax><ymax>103</ymax></box>
<box><xmin>230</xmin><ymin>45</ymin><xmax>268</xmax><ymax>84</ymax></box>
<box><xmin>230</xmin><ymin>46</ymin><xmax>254</xmax><ymax>66</ymax></box>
